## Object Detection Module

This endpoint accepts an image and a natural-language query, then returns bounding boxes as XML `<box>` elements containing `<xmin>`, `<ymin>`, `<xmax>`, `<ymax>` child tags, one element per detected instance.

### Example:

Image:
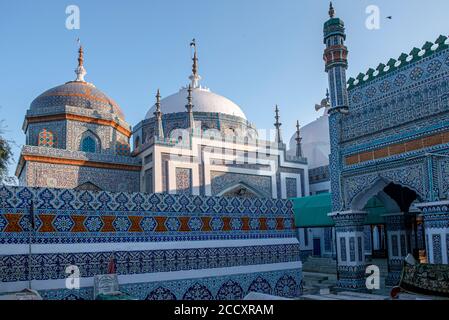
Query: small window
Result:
<box><xmin>81</xmin><ymin>136</ymin><xmax>96</xmax><ymax>153</ymax></box>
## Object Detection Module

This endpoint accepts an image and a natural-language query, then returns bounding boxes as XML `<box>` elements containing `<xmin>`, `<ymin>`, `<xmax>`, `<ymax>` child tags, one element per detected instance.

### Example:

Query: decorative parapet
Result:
<box><xmin>347</xmin><ymin>35</ymin><xmax>449</xmax><ymax>90</ymax></box>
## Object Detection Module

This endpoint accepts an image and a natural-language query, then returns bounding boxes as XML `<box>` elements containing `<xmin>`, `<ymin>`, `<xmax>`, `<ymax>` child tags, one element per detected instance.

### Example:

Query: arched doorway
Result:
<box><xmin>350</xmin><ymin>179</ymin><xmax>425</xmax><ymax>287</ymax></box>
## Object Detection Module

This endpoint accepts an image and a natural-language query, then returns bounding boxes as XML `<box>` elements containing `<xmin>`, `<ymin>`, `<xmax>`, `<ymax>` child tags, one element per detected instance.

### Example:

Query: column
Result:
<box><xmin>383</xmin><ymin>213</ymin><xmax>413</xmax><ymax>286</ymax></box>
<box><xmin>416</xmin><ymin>201</ymin><xmax>449</xmax><ymax>265</ymax></box>
<box><xmin>329</xmin><ymin>210</ymin><xmax>368</xmax><ymax>291</ymax></box>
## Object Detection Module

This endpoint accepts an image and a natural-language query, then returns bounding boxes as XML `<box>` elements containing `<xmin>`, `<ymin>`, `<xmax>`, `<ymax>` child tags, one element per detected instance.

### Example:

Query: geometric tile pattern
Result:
<box><xmin>0</xmin><ymin>186</ymin><xmax>296</xmax><ymax>244</ymax></box>
<box><xmin>0</xmin><ymin>244</ymin><xmax>300</xmax><ymax>283</ymax></box>
<box><xmin>38</xmin><ymin>129</ymin><xmax>56</xmax><ymax>148</ymax></box>
<box><xmin>37</xmin><ymin>268</ymin><xmax>301</xmax><ymax>300</ymax></box>
<box><xmin>0</xmin><ymin>185</ymin><xmax>301</xmax><ymax>300</ymax></box>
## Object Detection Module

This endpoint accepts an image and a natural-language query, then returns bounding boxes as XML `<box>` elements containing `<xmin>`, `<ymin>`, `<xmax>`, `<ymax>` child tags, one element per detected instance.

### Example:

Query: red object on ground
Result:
<box><xmin>390</xmin><ymin>286</ymin><xmax>401</xmax><ymax>299</ymax></box>
<box><xmin>107</xmin><ymin>255</ymin><xmax>116</xmax><ymax>274</ymax></box>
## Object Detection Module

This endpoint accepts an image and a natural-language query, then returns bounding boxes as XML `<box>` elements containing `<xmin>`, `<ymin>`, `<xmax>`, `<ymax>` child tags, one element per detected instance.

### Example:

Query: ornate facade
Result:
<box><xmin>16</xmin><ymin>42</ymin><xmax>308</xmax><ymax>201</ymax></box>
<box><xmin>0</xmin><ymin>185</ymin><xmax>302</xmax><ymax>299</ymax></box>
<box><xmin>325</xmin><ymin>3</ymin><xmax>449</xmax><ymax>290</ymax></box>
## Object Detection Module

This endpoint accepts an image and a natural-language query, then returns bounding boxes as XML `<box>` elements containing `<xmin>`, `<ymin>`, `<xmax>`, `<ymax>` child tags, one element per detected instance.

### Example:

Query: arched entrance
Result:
<box><xmin>338</xmin><ymin>178</ymin><xmax>426</xmax><ymax>288</ymax></box>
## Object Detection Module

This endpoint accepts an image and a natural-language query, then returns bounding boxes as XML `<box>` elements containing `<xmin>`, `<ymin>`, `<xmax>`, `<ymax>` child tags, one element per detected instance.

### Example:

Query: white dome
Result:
<box><xmin>146</xmin><ymin>87</ymin><xmax>247</xmax><ymax>120</ymax></box>
<box><xmin>288</xmin><ymin>114</ymin><xmax>330</xmax><ymax>169</ymax></box>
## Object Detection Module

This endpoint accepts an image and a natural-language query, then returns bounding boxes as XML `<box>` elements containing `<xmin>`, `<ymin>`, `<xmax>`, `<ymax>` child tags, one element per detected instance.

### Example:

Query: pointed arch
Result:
<box><xmin>79</xmin><ymin>130</ymin><xmax>101</xmax><ymax>153</ymax></box>
<box><xmin>350</xmin><ymin>177</ymin><xmax>422</xmax><ymax>213</ymax></box>
<box><xmin>350</xmin><ymin>177</ymin><xmax>390</xmax><ymax>211</ymax></box>
<box><xmin>217</xmin><ymin>182</ymin><xmax>266</xmax><ymax>198</ymax></box>
<box><xmin>75</xmin><ymin>182</ymin><xmax>102</xmax><ymax>191</ymax></box>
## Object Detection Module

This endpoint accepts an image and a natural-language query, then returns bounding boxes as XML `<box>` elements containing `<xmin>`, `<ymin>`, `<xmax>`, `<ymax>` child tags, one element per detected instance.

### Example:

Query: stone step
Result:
<box><xmin>301</xmin><ymin>294</ymin><xmax>339</xmax><ymax>301</ymax></box>
<box><xmin>338</xmin><ymin>291</ymin><xmax>388</xmax><ymax>300</ymax></box>
<box><xmin>320</xmin><ymin>294</ymin><xmax>373</xmax><ymax>300</ymax></box>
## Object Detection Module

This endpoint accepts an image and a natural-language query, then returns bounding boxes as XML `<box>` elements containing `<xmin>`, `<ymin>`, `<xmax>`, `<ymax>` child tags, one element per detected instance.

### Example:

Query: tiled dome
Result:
<box><xmin>30</xmin><ymin>81</ymin><xmax>125</xmax><ymax>119</ymax></box>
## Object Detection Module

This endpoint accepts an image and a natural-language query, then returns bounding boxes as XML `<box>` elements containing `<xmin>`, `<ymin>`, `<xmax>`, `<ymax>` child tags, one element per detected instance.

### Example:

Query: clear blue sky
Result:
<box><xmin>1</xmin><ymin>0</ymin><xmax>449</xmax><ymax>177</ymax></box>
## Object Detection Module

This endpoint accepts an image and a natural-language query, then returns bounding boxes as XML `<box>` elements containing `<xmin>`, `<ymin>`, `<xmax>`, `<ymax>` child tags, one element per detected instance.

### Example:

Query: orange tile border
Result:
<box><xmin>154</xmin><ymin>217</ymin><xmax>167</xmax><ymax>232</ymax></box>
<box><xmin>241</xmin><ymin>217</ymin><xmax>250</xmax><ymax>231</ymax></box>
<box><xmin>178</xmin><ymin>217</ymin><xmax>190</xmax><ymax>232</ymax></box>
<box><xmin>222</xmin><ymin>217</ymin><xmax>231</xmax><ymax>232</ymax></box>
<box><xmin>201</xmin><ymin>217</ymin><xmax>212</xmax><ymax>232</ymax></box>
<box><xmin>100</xmin><ymin>216</ymin><xmax>115</xmax><ymax>232</ymax></box>
<box><xmin>4</xmin><ymin>214</ymin><xmax>23</xmax><ymax>232</ymax></box>
<box><xmin>128</xmin><ymin>216</ymin><xmax>143</xmax><ymax>232</ymax></box>
<box><xmin>23</xmin><ymin>155</ymin><xmax>141</xmax><ymax>172</ymax></box>
<box><xmin>71</xmin><ymin>215</ymin><xmax>87</xmax><ymax>232</ymax></box>
<box><xmin>345</xmin><ymin>131</ymin><xmax>449</xmax><ymax>165</ymax></box>
<box><xmin>39</xmin><ymin>214</ymin><xmax>56</xmax><ymax>232</ymax></box>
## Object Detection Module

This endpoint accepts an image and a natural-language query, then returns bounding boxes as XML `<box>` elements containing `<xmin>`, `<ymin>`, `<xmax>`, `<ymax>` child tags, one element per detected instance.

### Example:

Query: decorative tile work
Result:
<box><xmin>0</xmin><ymin>186</ymin><xmax>296</xmax><ymax>244</ymax></box>
<box><xmin>38</xmin><ymin>129</ymin><xmax>57</xmax><ymax>148</ymax></box>
<box><xmin>0</xmin><ymin>244</ymin><xmax>300</xmax><ymax>283</ymax></box>
<box><xmin>345</xmin><ymin>130</ymin><xmax>449</xmax><ymax>165</ymax></box>
<box><xmin>0</xmin><ymin>185</ymin><xmax>301</xmax><ymax>300</ymax></box>
<box><xmin>176</xmin><ymin>168</ymin><xmax>192</xmax><ymax>195</ymax></box>
<box><xmin>340</xmin><ymin>237</ymin><xmax>347</xmax><ymax>262</ymax></box>
<box><xmin>37</xmin><ymin>269</ymin><xmax>301</xmax><ymax>300</ymax></box>
<box><xmin>349</xmin><ymin>237</ymin><xmax>356</xmax><ymax>262</ymax></box>
<box><xmin>392</xmin><ymin>235</ymin><xmax>399</xmax><ymax>257</ymax></box>
<box><xmin>30</xmin><ymin>82</ymin><xmax>124</xmax><ymax>119</ymax></box>
<box><xmin>210</xmin><ymin>171</ymin><xmax>272</xmax><ymax>199</ymax></box>
<box><xmin>285</xmin><ymin>178</ymin><xmax>297</xmax><ymax>198</ymax></box>
<box><xmin>116</xmin><ymin>142</ymin><xmax>130</xmax><ymax>156</ymax></box>
<box><xmin>400</xmin><ymin>234</ymin><xmax>407</xmax><ymax>257</ymax></box>
<box><xmin>432</xmin><ymin>234</ymin><xmax>442</xmax><ymax>264</ymax></box>
<box><xmin>308</xmin><ymin>165</ymin><xmax>330</xmax><ymax>184</ymax></box>
<box><xmin>335</xmin><ymin>265</ymin><xmax>367</xmax><ymax>290</ymax></box>
<box><xmin>344</xmin><ymin>163</ymin><xmax>427</xmax><ymax>209</ymax></box>
<box><xmin>357</xmin><ymin>236</ymin><xmax>363</xmax><ymax>261</ymax></box>
<box><xmin>446</xmin><ymin>234</ymin><xmax>449</xmax><ymax>262</ymax></box>
<box><xmin>23</xmin><ymin>161</ymin><xmax>140</xmax><ymax>194</ymax></box>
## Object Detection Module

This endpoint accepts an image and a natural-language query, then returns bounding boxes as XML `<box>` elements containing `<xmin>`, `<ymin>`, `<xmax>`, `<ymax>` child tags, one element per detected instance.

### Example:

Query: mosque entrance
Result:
<box><xmin>354</xmin><ymin>180</ymin><xmax>426</xmax><ymax>286</ymax></box>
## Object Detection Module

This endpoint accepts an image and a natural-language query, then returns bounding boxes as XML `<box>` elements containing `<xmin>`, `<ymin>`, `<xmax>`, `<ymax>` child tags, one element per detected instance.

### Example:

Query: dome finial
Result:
<box><xmin>155</xmin><ymin>89</ymin><xmax>162</xmax><ymax>112</ymax></box>
<box><xmin>154</xmin><ymin>89</ymin><xmax>164</xmax><ymax>139</ymax></box>
<box><xmin>329</xmin><ymin>2</ymin><xmax>335</xmax><ymax>18</ymax></box>
<box><xmin>74</xmin><ymin>38</ymin><xmax>87</xmax><ymax>82</ymax></box>
<box><xmin>274</xmin><ymin>105</ymin><xmax>283</xmax><ymax>144</ymax></box>
<box><xmin>189</xmin><ymin>39</ymin><xmax>202</xmax><ymax>88</ymax></box>
<box><xmin>295</xmin><ymin>120</ymin><xmax>303</xmax><ymax>158</ymax></box>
